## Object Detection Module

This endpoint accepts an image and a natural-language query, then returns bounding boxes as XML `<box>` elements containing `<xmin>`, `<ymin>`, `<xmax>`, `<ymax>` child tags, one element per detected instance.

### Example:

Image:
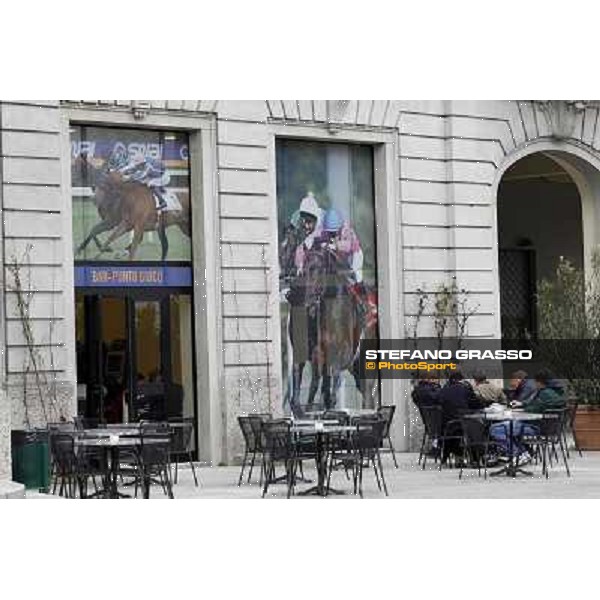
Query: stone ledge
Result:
<box><xmin>0</xmin><ymin>480</ymin><xmax>26</xmax><ymax>499</ymax></box>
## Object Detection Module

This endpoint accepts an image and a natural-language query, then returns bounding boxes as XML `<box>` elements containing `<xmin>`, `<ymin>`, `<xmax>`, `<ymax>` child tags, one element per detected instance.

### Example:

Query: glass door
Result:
<box><xmin>76</xmin><ymin>292</ymin><xmax>195</xmax><ymax>435</ymax></box>
<box><xmin>76</xmin><ymin>295</ymin><xmax>128</xmax><ymax>424</ymax></box>
<box><xmin>130</xmin><ymin>299</ymin><xmax>164</xmax><ymax>422</ymax></box>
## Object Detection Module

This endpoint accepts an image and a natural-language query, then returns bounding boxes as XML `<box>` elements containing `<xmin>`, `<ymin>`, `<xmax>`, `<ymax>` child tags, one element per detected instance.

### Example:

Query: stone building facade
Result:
<box><xmin>1</xmin><ymin>100</ymin><xmax>598</xmax><ymax>479</ymax></box>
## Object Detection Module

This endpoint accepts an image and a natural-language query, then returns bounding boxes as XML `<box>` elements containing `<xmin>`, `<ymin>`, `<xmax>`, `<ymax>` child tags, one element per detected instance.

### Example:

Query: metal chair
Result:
<box><xmin>169</xmin><ymin>417</ymin><xmax>198</xmax><ymax>487</ymax></box>
<box><xmin>331</xmin><ymin>415</ymin><xmax>388</xmax><ymax>498</ymax></box>
<box><xmin>566</xmin><ymin>402</ymin><xmax>583</xmax><ymax>458</ymax></box>
<box><xmin>417</xmin><ymin>405</ymin><xmax>443</xmax><ymax>469</ymax></box>
<box><xmin>248</xmin><ymin>414</ymin><xmax>271</xmax><ymax>485</ymax></box>
<box><xmin>238</xmin><ymin>416</ymin><xmax>258</xmax><ymax>486</ymax></box>
<box><xmin>134</xmin><ymin>424</ymin><xmax>174</xmax><ymax>498</ymax></box>
<box><xmin>377</xmin><ymin>405</ymin><xmax>398</xmax><ymax>468</ymax></box>
<box><xmin>521</xmin><ymin>412</ymin><xmax>571</xmax><ymax>478</ymax></box>
<box><xmin>49</xmin><ymin>431</ymin><xmax>79</xmax><ymax>498</ymax></box>
<box><xmin>458</xmin><ymin>417</ymin><xmax>503</xmax><ymax>480</ymax></box>
<box><xmin>260</xmin><ymin>419</ymin><xmax>296</xmax><ymax>498</ymax></box>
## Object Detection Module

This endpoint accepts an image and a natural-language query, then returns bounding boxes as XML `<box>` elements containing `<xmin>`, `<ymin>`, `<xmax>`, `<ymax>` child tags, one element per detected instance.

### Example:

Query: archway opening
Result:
<box><xmin>497</xmin><ymin>152</ymin><xmax>584</xmax><ymax>339</ymax></box>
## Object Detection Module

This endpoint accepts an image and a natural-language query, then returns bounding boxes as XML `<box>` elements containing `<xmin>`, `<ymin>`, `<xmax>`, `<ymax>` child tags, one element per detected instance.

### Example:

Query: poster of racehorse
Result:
<box><xmin>276</xmin><ymin>140</ymin><xmax>380</xmax><ymax>416</ymax></box>
<box><xmin>71</xmin><ymin>126</ymin><xmax>192</xmax><ymax>262</ymax></box>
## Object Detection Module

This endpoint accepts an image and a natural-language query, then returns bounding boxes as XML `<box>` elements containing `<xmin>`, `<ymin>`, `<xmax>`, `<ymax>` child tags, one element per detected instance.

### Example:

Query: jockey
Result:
<box><xmin>106</xmin><ymin>146</ymin><xmax>171</xmax><ymax>213</ymax></box>
<box><xmin>319</xmin><ymin>207</ymin><xmax>368</xmax><ymax>320</ymax></box>
<box><xmin>320</xmin><ymin>207</ymin><xmax>364</xmax><ymax>284</ymax></box>
<box><xmin>293</xmin><ymin>192</ymin><xmax>324</xmax><ymax>275</ymax></box>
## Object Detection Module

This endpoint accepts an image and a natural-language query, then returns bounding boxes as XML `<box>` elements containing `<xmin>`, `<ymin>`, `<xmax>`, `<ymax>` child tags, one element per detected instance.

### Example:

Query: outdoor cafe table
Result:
<box><xmin>75</xmin><ymin>433</ymin><xmax>162</xmax><ymax>498</ymax></box>
<box><xmin>304</xmin><ymin>409</ymin><xmax>377</xmax><ymax>419</ymax></box>
<box><xmin>82</xmin><ymin>428</ymin><xmax>141</xmax><ymax>438</ymax></box>
<box><xmin>291</xmin><ymin>424</ymin><xmax>358</xmax><ymax>496</ymax></box>
<box><xmin>464</xmin><ymin>411</ymin><xmax>545</xmax><ymax>477</ymax></box>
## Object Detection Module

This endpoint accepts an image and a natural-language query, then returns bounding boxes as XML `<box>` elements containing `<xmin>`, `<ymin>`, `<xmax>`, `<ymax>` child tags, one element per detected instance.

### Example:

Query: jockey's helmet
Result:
<box><xmin>299</xmin><ymin>192</ymin><xmax>320</xmax><ymax>220</ymax></box>
<box><xmin>106</xmin><ymin>144</ymin><xmax>129</xmax><ymax>171</ymax></box>
<box><xmin>323</xmin><ymin>207</ymin><xmax>343</xmax><ymax>232</ymax></box>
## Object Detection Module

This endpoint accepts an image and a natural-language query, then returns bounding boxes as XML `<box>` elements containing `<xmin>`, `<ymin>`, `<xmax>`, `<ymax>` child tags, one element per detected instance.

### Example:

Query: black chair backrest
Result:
<box><xmin>139</xmin><ymin>421</ymin><xmax>169</xmax><ymax>433</ymax></box>
<box><xmin>50</xmin><ymin>431</ymin><xmax>77</xmax><ymax>468</ymax></box>
<box><xmin>354</xmin><ymin>418</ymin><xmax>386</xmax><ymax>452</ymax></box>
<box><xmin>460</xmin><ymin>418</ymin><xmax>488</xmax><ymax>447</ymax></box>
<box><xmin>261</xmin><ymin>419</ymin><xmax>292</xmax><ymax>460</ymax></box>
<box><xmin>238</xmin><ymin>416</ymin><xmax>257</xmax><ymax>452</ymax></box>
<box><xmin>377</xmin><ymin>405</ymin><xmax>396</xmax><ymax>437</ymax></box>
<box><xmin>168</xmin><ymin>417</ymin><xmax>195</xmax><ymax>454</ymax></box>
<box><xmin>567</xmin><ymin>402</ymin><xmax>578</xmax><ymax>428</ymax></box>
<box><xmin>538</xmin><ymin>411</ymin><xmax>566</xmax><ymax>439</ymax></box>
<box><xmin>248</xmin><ymin>415</ymin><xmax>270</xmax><ymax>451</ymax></box>
<box><xmin>419</xmin><ymin>405</ymin><xmax>443</xmax><ymax>438</ymax></box>
<box><xmin>48</xmin><ymin>421</ymin><xmax>76</xmax><ymax>432</ymax></box>
<box><xmin>253</xmin><ymin>413</ymin><xmax>272</xmax><ymax>420</ymax></box>
<box><xmin>81</xmin><ymin>417</ymin><xmax>99</xmax><ymax>430</ymax></box>
<box><xmin>322</xmin><ymin>410</ymin><xmax>350</xmax><ymax>425</ymax></box>
<box><xmin>138</xmin><ymin>428</ymin><xmax>171</xmax><ymax>466</ymax></box>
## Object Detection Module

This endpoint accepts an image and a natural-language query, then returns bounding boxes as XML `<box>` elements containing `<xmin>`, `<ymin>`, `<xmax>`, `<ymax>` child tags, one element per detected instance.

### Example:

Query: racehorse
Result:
<box><xmin>279</xmin><ymin>221</ymin><xmax>304</xmax><ymax>285</ymax></box>
<box><xmin>287</xmin><ymin>244</ymin><xmax>363</xmax><ymax>413</ymax></box>
<box><xmin>73</xmin><ymin>154</ymin><xmax>191</xmax><ymax>261</ymax></box>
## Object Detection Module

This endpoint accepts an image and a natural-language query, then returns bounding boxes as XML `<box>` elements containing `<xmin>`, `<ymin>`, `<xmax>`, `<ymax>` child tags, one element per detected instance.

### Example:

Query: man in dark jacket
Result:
<box><xmin>412</xmin><ymin>372</ymin><xmax>442</xmax><ymax>459</ymax></box>
<box><xmin>438</xmin><ymin>372</ymin><xmax>485</xmax><ymax>462</ymax></box>
<box><xmin>439</xmin><ymin>372</ymin><xmax>484</xmax><ymax>424</ymax></box>
<box><xmin>509</xmin><ymin>370</ymin><xmax>537</xmax><ymax>402</ymax></box>
<box><xmin>412</xmin><ymin>372</ymin><xmax>441</xmax><ymax>408</ymax></box>
<box><xmin>491</xmin><ymin>369</ymin><xmax>566</xmax><ymax>462</ymax></box>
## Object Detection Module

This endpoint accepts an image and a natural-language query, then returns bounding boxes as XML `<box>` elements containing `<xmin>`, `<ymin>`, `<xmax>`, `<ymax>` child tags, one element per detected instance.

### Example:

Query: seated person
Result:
<box><xmin>509</xmin><ymin>369</ymin><xmax>537</xmax><ymax>402</ymax></box>
<box><xmin>473</xmin><ymin>372</ymin><xmax>507</xmax><ymax>406</ymax></box>
<box><xmin>490</xmin><ymin>369</ymin><xmax>566</xmax><ymax>463</ymax></box>
<box><xmin>438</xmin><ymin>371</ymin><xmax>485</xmax><ymax>462</ymax></box>
<box><xmin>412</xmin><ymin>371</ymin><xmax>441</xmax><ymax>408</ymax></box>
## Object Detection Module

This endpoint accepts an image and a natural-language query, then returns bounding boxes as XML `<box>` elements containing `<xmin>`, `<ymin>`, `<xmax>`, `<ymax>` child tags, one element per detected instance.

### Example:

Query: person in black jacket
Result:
<box><xmin>438</xmin><ymin>371</ymin><xmax>485</xmax><ymax>463</ymax></box>
<box><xmin>412</xmin><ymin>371</ymin><xmax>441</xmax><ymax>408</ymax></box>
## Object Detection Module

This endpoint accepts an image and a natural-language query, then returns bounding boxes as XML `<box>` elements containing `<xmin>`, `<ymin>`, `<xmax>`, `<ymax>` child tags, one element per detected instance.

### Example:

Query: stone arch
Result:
<box><xmin>491</xmin><ymin>139</ymin><xmax>600</xmax><ymax>338</ymax></box>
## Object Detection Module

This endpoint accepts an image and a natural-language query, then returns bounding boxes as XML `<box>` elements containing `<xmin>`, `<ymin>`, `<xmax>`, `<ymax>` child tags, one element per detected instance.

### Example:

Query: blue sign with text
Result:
<box><xmin>75</xmin><ymin>265</ymin><xmax>192</xmax><ymax>288</ymax></box>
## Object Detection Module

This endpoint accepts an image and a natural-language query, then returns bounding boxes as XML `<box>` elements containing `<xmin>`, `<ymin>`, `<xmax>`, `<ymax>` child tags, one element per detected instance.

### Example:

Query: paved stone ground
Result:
<box><xmin>25</xmin><ymin>449</ymin><xmax>600</xmax><ymax>499</ymax></box>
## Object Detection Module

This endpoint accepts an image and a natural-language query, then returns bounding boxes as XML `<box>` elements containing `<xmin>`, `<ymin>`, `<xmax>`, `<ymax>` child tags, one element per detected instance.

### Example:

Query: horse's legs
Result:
<box><xmin>77</xmin><ymin>220</ymin><xmax>114</xmax><ymax>255</ymax></box>
<box><xmin>97</xmin><ymin>222</ymin><xmax>132</xmax><ymax>256</ymax></box>
<box><xmin>291</xmin><ymin>362</ymin><xmax>305</xmax><ymax>417</ymax></box>
<box><xmin>330</xmin><ymin>372</ymin><xmax>342</xmax><ymax>410</ymax></box>
<box><xmin>158</xmin><ymin>220</ymin><xmax>169</xmax><ymax>260</ymax></box>
<box><xmin>307</xmin><ymin>362</ymin><xmax>320</xmax><ymax>409</ymax></box>
<box><xmin>321</xmin><ymin>367</ymin><xmax>332</xmax><ymax>410</ymax></box>
<box><xmin>128</xmin><ymin>225</ymin><xmax>145</xmax><ymax>261</ymax></box>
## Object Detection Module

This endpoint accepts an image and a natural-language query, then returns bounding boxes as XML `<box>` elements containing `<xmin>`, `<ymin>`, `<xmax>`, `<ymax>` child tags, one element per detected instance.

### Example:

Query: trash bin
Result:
<box><xmin>11</xmin><ymin>429</ymin><xmax>50</xmax><ymax>492</ymax></box>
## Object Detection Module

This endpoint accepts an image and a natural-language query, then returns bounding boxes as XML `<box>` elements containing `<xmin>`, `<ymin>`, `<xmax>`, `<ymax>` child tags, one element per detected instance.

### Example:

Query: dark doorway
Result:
<box><xmin>497</xmin><ymin>152</ymin><xmax>584</xmax><ymax>340</ymax></box>
<box><xmin>75</xmin><ymin>291</ymin><xmax>195</xmax><ymax>427</ymax></box>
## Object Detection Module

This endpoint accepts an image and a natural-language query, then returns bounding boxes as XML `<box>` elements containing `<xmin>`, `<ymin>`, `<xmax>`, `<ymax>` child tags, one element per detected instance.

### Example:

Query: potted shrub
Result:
<box><xmin>6</xmin><ymin>245</ymin><xmax>65</xmax><ymax>491</ymax></box>
<box><xmin>536</xmin><ymin>253</ymin><xmax>600</xmax><ymax>449</ymax></box>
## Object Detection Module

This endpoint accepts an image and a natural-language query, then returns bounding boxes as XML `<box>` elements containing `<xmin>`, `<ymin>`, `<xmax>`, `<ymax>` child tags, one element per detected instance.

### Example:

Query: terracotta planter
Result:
<box><xmin>574</xmin><ymin>406</ymin><xmax>600</xmax><ymax>450</ymax></box>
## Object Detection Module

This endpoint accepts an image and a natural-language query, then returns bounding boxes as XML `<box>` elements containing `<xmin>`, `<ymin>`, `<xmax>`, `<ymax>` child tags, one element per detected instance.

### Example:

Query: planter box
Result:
<box><xmin>574</xmin><ymin>407</ymin><xmax>600</xmax><ymax>450</ymax></box>
<box><xmin>11</xmin><ymin>430</ymin><xmax>50</xmax><ymax>492</ymax></box>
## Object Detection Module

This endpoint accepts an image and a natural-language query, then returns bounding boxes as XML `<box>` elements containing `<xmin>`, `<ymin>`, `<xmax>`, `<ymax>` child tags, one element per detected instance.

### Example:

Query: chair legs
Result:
<box><xmin>418</xmin><ymin>432</ymin><xmax>426</xmax><ymax>465</ymax></box>
<box><xmin>238</xmin><ymin>449</ymin><xmax>248</xmax><ymax>486</ymax></box>
<box><xmin>559</xmin><ymin>439</ymin><xmax>571</xmax><ymax>477</ymax></box>
<box><xmin>188</xmin><ymin>452</ymin><xmax>199</xmax><ymax>487</ymax></box>
<box><xmin>375</xmin><ymin>450</ymin><xmax>388</xmax><ymax>496</ymax></box>
<box><xmin>387</xmin><ymin>436</ymin><xmax>398</xmax><ymax>468</ymax></box>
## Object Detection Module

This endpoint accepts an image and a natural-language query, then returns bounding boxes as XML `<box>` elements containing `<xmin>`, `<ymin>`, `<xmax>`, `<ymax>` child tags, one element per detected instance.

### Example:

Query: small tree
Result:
<box><xmin>536</xmin><ymin>254</ymin><xmax>600</xmax><ymax>405</ymax></box>
<box><xmin>6</xmin><ymin>244</ymin><xmax>64</xmax><ymax>428</ymax></box>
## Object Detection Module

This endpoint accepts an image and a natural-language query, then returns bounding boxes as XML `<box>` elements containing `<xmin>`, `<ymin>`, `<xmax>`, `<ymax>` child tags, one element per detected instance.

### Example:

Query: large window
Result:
<box><xmin>71</xmin><ymin>126</ymin><xmax>191</xmax><ymax>263</ymax></box>
<box><xmin>71</xmin><ymin>125</ymin><xmax>196</xmax><ymax>431</ymax></box>
<box><xmin>276</xmin><ymin>140</ymin><xmax>380</xmax><ymax>415</ymax></box>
